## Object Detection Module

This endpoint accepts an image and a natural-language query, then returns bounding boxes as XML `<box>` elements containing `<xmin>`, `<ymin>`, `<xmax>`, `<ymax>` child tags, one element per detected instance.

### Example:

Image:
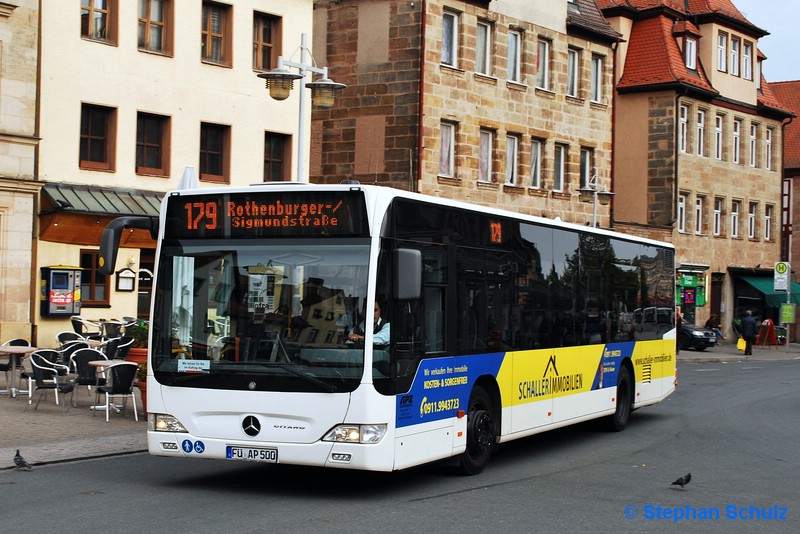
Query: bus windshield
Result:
<box><xmin>151</xmin><ymin>238</ymin><xmax>371</xmax><ymax>393</ymax></box>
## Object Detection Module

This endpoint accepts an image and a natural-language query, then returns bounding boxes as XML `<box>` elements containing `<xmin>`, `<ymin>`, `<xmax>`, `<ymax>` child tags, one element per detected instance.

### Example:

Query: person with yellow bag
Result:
<box><xmin>740</xmin><ymin>310</ymin><xmax>757</xmax><ymax>355</ymax></box>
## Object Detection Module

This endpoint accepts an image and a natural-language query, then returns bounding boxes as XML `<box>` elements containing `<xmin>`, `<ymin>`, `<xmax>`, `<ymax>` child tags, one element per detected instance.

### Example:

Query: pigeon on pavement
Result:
<box><xmin>671</xmin><ymin>472</ymin><xmax>691</xmax><ymax>489</ymax></box>
<box><xmin>13</xmin><ymin>449</ymin><xmax>32</xmax><ymax>470</ymax></box>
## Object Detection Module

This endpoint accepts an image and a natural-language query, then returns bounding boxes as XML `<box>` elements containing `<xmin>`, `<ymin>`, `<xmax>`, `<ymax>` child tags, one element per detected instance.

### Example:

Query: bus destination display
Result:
<box><xmin>165</xmin><ymin>190</ymin><xmax>369</xmax><ymax>239</ymax></box>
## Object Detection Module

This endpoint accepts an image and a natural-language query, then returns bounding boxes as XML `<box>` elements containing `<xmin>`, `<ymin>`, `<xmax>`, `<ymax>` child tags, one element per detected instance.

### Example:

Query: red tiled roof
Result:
<box><xmin>768</xmin><ymin>81</ymin><xmax>800</xmax><ymax>167</ymax></box>
<box><xmin>672</xmin><ymin>20</ymin><xmax>702</xmax><ymax>38</ymax></box>
<box><xmin>598</xmin><ymin>0</ymin><xmax>759</xmax><ymax>29</ymax></box>
<box><xmin>685</xmin><ymin>0</ymin><xmax>749</xmax><ymax>23</ymax></box>
<box><xmin>567</xmin><ymin>0</ymin><xmax>623</xmax><ymax>42</ymax></box>
<box><xmin>617</xmin><ymin>15</ymin><xmax>717</xmax><ymax>94</ymax></box>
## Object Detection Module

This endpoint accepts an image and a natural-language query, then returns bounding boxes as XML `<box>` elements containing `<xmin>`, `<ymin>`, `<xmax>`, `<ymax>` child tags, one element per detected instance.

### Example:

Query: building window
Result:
<box><xmin>590</xmin><ymin>55</ymin><xmax>603</xmax><ymax>102</ymax></box>
<box><xmin>138</xmin><ymin>0</ymin><xmax>171</xmax><ymax>54</ymax></box>
<box><xmin>766</xmin><ymin>127</ymin><xmax>773</xmax><ymax>171</ymax></box>
<box><xmin>679</xmin><ymin>104</ymin><xmax>688</xmax><ymax>153</ymax></box>
<box><xmin>507</xmin><ymin>30</ymin><xmax>521</xmax><ymax>83</ymax></box>
<box><xmin>136</xmin><ymin>112</ymin><xmax>169</xmax><ymax>176</ymax></box>
<box><xmin>80</xmin><ymin>104</ymin><xmax>116</xmax><ymax>171</ymax></box>
<box><xmin>505</xmin><ymin>134</ymin><xmax>520</xmax><ymax>185</ymax></box>
<box><xmin>567</xmin><ymin>48</ymin><xmax>580</xmax><ymax>97</ymax></box>
<box><xmin>478</xmin><ymin>129</ymin><xmax>493</xmax><ymax>183</ymax></box>
<box><xmin>717</xmin><ymin>32</ymin><xmax>727</xmax><ymax>72</ymax></box>
<box><xmin>695</xmin><ymin>197</ymin><xmax>704</xmax><ymax>235</ymax></box>
<box><xmin>733</xmin><ymin>119</ymin><xmax>742</xmax><ymax>164</ymax></box>
<box><xmin>199</xmin><ymin>122</ymin><xmax>229</xmax><ymax>183</ymax></box>
<box><xmin>743</xmin><ymin>41</ymin><xmax>753</xmax><ymax>80</ymax></box>
<box><xmin>81</xmin><ymin>0</ymin><xmax>117</xmax><ymax>43</ymax></box>
<box><xmin>579</xmin><ymin>148</ymin><xmax>592</xmax><ymax>188</ymax></box>
<box><xmin>713</xmin><ymin>197</ymin><xmax>723</xmax><ymax>236</ymax></box>
<box><xmin>80</xmin><ymin>250</ymin><xmax>110</xmax><ymax>306</ymax></box>
<box><xmin>553</xmin><ymin>143</ymin><xmax>566</xmax><ymax>192</ymax></box>
<box><xmin>730</xmin><ymin>37</ymin><xmax>740</xmax><ymax>76</ymax></box>
<box><xmin>748</xmin><ymin>202</ymin><xmax>757</xmax><ymax>239</ymax></box>
<box><xmin>715</xmin><ymin>115</ymin><xmax>723</xmax><ymax>160</ymax></box>
<box><xmin>696</xmin><ymin>110</ymin><xmax>705</xmax><ymax>157</ymax></box>
<box><xmin>678</xmin><ymin>194</ymin><xmax>686</xmax><ymax>233</ymax></box>
<box><xmin>476</xmin><ymin>21</ymin><xmax>492</xmax><ymax>76</ymax></box>
<box><xmin>264</xmin><ymin>132</ymin><xmax>289</xmax><ymax>181</ymax></box>
<box><xmin>749</xmin><ymin>124</ymin><xmax>758</xmax><ymax>167</ymax></box>
<box><xmin>201</xmin><ymin>2</ymin><xmax>232</xmax><ymax>66</ymax></box>
<box><xmin>684</xmin><ymin>37</ymin><xmax>697</xmax><ymax>70</ymax></box>
<box><xmin>439</xmin><ymin>122</ymin><xmax>455</xmax><ymax>177</ymax></box>
<box><xmin>536</xmin><ymin>39</ymin><xmax>550</xmax><ymax>90</ymax></box>
<box><xmin>731</xmin><ymin>201</ymin><xmax>740</xmax><ymax>238</ymax></box>
<box><xmin>530</xmin><ymin>138</ymin><xmax>542</xmax><ymax>189</ymax></box>
<box><xmin>253</xmin><ymin>12</ymin><xmax>281</xmax><ymax>71</ymax></box>
<box><xmin>442</xmin><ymin>11</ymin><xmax>458</xmax><ymax>67</ymax></box>
<box><xmin>765</xmin><ymin>205</ymin><xmax>773</xmax><ymax>241</ymax></box>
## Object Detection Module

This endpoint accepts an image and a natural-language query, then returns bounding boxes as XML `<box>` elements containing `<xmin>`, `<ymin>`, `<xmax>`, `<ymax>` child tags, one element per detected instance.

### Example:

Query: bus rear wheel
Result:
<box><xmin>458</xmin><ymin>386</ymin><xmax>496</xmax><ymax>475</ymax></box>
<box><xmin>608</xmin><ymin>365</ymin><xmax>632</xmax><ymax>432</ymax></box>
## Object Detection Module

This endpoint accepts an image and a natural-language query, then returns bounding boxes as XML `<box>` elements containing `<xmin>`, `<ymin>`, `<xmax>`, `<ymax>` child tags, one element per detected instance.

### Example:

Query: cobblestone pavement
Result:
<box><xmin>1</xmin><ymin>338</ymin><xmax>797</xmax><ymax>470</ymax></box>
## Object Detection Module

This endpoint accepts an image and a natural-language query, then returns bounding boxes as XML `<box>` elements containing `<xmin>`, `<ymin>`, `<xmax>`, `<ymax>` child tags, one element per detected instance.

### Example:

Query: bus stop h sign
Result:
<box><xmin>774</xmin><ymin>262</ymin><xmax>790</xmax><ymax>292</ymax></box>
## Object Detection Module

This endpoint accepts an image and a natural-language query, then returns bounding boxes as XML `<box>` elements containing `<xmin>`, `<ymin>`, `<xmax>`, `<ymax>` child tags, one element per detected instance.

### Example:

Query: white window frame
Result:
<box><xmin>476</xmin><ymin>21</ymin><xmax>491</xmax><ymax>76</ymax></box>
<box><xmin>507</xmin><ymin>30</ymin><xmax>521</xmax><ymax>83</ymax></box>
<box><xmin>442</xmin><ymin>12</ymin><xmax>458</xmax><ymax>67</ymax></box>
<box><xmin>717</xmin><ymin>32</ymin><xmax>727</xmax><ymax>72</ymax></box>
<box><xmin>766</xmin><ymin>127</ymin><xmax>773</xmax><ymax>171</ymax></box>
<box><xmin>695</xmin><ymin>197</ymin><xmax>704</xmax><ymax>235</ymax></box>
<box><xmin>505</xmin><ymin>134</ymin><xmax>520</xmax><ymax>185</ymax></box>
<box><xmin>713</xmin><ymin>198</ymin><xmax>722</xmax><ymax>236</ymax></box>
<box><xmin>530</xmin><ymin>138</ymin><xmax>542</xmax><ymax>189</ymax></box>
<box><xmin>439</xmin><ymin>122</ymin><xmax>455</xmax><ymax>177</ymax></box>
<box><xmin>567</xmin><ymin>48</ymin><xmax>579</xmax><ymax>97</ymax></box>
<box><xmin>678</xmin><ymin>194</ymin><xmax>687</xmax><ymax>233</ymax></box>
<box><xmin>553</xmin><ymin>143</ymin><xmax>566</xmax><ymax>192</ymax></box>
<box><xmin>579</xmin><ymin>148</ymin><xmax>592</xmax><ymax>188</ymax></box>
<box><xmin>679</xmin><ymin>104</ymin><xmax>688</xmax><ymax>153</ymax></box>
<box><xmin>730</xmin><ymin>38</ymin><xmax>740</xmax><ymax>76</ymax></box>
<box><xmin>536</xmin><ymin>39</ymin><xmax>550</xmax><ymax>90</ymax></box>
<box><xmin>733</xmin><ymin>119</ymin><xmax>741</xmax><ymax>164</ymax></box>
<box><xmin>731</xmin><ymin>201</ymin><xmax>740</xmax><ymax>238</ymax></box>
<box><xmin>750</xmin><ymin>124</ymin><xmax>757</xmax><ymax>167</ymax></box>
<box><xmin>590</xmin><ymin>55</ymin><xmax>603</xmax><ymax>102</ymax></box>
<box><xmin>696</xmin><ymin>110</ymin><xmax>705</xmax><ymax>156</ymax></box>
<box><xmin>764</xmin><ymin>205</ymin><xmax>773</xmax><ymax>241</ymax></box>
<box><xmin>478</xmin><ymin>128</ymin><xmax>493</xmax><ymax>183</ymax></box>
<box><xmin>685</xmin><ymin>37</ymin><xmax>697</xmax><ymax>70</ymax></box>
<box><xmin>748</xmin><ymin>202</ymin><xmax>757</xmax><ymax>239</ymax></box>
<box><xmin>715</xmin><ymin>115</ymin><xmax>723</xmax><ymax>160</ymax></box>
<box><xmin>743</xmin><ymin>41</ymin><xmax>752</xmax><ymax>80</ymax></box>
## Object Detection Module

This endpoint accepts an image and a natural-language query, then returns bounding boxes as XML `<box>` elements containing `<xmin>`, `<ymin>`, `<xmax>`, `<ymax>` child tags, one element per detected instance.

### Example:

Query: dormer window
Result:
<box><xmin>685</xmin><ymin>37</ymin><xmax>697</xmax><ymax>70</ymax></box>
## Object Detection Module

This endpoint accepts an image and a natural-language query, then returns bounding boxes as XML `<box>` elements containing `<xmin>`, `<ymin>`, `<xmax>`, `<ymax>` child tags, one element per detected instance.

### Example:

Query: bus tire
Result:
<box><xmin>608</xmin><ymin>365</ymin><xmax>632</xmax><ymax>432</ymax></box>
<box><xmin>458</xmin><ymin>386</ymin><xmax>496</xmax><ymax>475</ymax></box>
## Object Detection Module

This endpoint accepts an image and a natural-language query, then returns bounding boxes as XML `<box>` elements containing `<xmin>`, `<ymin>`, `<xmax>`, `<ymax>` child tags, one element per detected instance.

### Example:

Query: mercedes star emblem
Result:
<box><xmin>242</xmin><ymin>415</ymin><xmax>261</xmax><ymax>437</ymax></box>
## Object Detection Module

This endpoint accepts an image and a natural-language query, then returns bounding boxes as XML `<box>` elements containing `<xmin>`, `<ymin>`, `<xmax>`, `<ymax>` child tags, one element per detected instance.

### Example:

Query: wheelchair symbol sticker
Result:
<box><xmin>194</xmin><ymin>441</ymin><xmax>205</xmax><ymax>454</ymax></box>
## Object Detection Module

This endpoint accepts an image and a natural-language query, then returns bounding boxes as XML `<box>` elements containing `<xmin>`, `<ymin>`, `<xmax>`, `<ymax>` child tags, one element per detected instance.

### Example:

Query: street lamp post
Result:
<box><xmin>257</xmin><ymin>33</ymin><xmax>345</xmax><ymax>182</ymax></box>
<box><xmin>578</xmin><ymin>173</ymin><xmax>614</xmax><ymax>227</ymax></box>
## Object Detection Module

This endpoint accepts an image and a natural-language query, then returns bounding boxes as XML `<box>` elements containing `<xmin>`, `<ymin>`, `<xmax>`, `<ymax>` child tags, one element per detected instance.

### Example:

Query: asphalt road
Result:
<box><xmin>2</xmin><ymin>361</ymin><xmax>798</xmax><ymax>533</ymax></box>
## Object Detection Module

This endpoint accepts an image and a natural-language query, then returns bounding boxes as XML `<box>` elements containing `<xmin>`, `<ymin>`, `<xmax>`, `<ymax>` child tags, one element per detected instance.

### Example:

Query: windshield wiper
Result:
<box><xmin>246</xmin><ymin>362</ymin><xmax>338</xmax><ymax>393</ymax></box>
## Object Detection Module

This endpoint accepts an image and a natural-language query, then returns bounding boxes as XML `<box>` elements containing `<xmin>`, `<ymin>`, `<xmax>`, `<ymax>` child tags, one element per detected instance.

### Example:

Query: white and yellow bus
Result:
<box><xmin>100</xmin><ymin>183</ymin><xmax>677</xmax><ymax>474</ymax></box>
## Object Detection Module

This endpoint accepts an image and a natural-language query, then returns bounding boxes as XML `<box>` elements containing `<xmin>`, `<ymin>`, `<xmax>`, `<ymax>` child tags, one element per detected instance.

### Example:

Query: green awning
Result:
<box><xmin>740</xmin><ymin>276</ymin><xmax>800</xmax><ymax>307</ymax></box>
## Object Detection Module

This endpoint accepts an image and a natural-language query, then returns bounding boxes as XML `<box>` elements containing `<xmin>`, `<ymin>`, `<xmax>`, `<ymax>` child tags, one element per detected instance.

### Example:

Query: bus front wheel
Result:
<box><xmin>458</xmin><ymin>386</ymin><xmax>496</xmax><ymax>475</ymax></box>
<box><xmin>608</xmin><ymin>365</ymin><xmax>632</xmax><ymax>432</ymax></box>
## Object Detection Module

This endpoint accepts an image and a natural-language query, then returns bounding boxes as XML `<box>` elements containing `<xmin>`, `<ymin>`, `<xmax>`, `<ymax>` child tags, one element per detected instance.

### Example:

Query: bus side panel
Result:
<box><xmin>631</xmin><ymin>339</ymin><xmax>677</xmax><ymax>406</ymax></box>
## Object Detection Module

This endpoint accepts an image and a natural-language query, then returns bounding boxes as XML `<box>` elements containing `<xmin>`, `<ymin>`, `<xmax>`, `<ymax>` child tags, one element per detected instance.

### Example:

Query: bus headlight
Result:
<box><xmin>322</xmin><ymin>424</ymin><xmax>387</xmax><ymax>444</ymax></box>
<box><xmin>149</xmin><ymin>413</ymin><xmax>188</xmax><ymax>433</ymax></box>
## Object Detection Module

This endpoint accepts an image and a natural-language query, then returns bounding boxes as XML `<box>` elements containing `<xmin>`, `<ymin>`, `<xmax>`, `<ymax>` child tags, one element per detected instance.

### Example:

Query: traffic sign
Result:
<box><xmin>774</xmin><ymin>262</ymin><xmax>790</xmax><ymax>292</ymax></box>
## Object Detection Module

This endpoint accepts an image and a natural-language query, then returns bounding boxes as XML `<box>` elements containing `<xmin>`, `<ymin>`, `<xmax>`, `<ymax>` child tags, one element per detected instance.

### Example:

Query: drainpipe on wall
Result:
<box><xmin>781</xmin><ymin>115</ymin><xmax>794</xmax><ymax>263</ymax></box>
<box><xmin>609</xmin><ymin>41</ymin><xmax>618</xmax><ymax>229</ymax></box>
<box><xmin>415</xmin><ymin>0</ymin><xmax>427</xmax><ymax>194</ymax></box>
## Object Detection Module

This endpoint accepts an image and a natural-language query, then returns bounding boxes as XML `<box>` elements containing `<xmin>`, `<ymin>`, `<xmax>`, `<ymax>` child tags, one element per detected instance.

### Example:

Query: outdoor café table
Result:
<box><xmin>88</xmin><ymin>360</ymin><xmax>127</xmax><ymax>412</ymax></box>
<box><xmin>0</xmin><ymin>345</ymin><xmax>38</xmax><ymax>397</ymax></box>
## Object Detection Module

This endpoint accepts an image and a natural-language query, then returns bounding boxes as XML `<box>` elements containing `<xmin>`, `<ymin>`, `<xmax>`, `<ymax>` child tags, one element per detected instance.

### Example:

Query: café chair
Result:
<box><xmin>1</xmin><ymin>338</ymin><xmax>30</xmax><ymax>386</ymax></box>
<box><xmin>71</xmin><ymin>316</ymin><xmax>102</xmax><ymax>336</ymax></box>
<box><xmin>101</xmin><ymin>336</ymin><xmax>122</xmax><ymax>359</ymax></box>
<box><xmin>94</xmin><ymin>362</ymin><xmax>139</xmax><ymax>422</ymax></box>
<box><xmin>115</xmin><ymin>336</ymin><xmax>135</xmax><ymax>360</ymax></box>
<box><xmin>27</xmin><ymin>350</ymin><xmax>74</xmax><ymax>412</ymax></box>
<box><xmin>70</xmin><ymin>348</ymin><xmax>108</xmax><ymax>407</ymax></box>
<box><xmin>56</xmin><ymin>331</ymin><xmax>84</xmax><ymax>345</ymax></box>
<box><xmin>58</xmin><ymin>340</ymin><xmax>90</xmax><ymax>369</ymax></box>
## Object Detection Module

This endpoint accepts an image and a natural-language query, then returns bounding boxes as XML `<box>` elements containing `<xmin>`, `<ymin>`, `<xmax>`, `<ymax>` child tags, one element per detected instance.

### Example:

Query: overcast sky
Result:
<box><xmin>734</xmin><ymin>0</ymin><xmax>800</xmax><ymax>82</ymax></box>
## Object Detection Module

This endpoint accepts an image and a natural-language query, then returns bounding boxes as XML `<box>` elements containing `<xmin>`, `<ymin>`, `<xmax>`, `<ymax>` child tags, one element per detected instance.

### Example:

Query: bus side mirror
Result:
<box><xmin>99</xmin><ymin>216</ymin><xmax>158</xmax><ymax>275</ymax></box>
<box><xmin>394</xmin><ymin>248</ymin><xmax>421</xmax><ymax>300</ymax></box>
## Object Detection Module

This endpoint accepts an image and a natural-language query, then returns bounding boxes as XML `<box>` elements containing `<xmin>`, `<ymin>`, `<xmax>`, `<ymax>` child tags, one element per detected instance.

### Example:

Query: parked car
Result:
<box><xmin>679</xmin><ymin>324</ymin><xmax>717</xmax><ymax>351</ymax></box>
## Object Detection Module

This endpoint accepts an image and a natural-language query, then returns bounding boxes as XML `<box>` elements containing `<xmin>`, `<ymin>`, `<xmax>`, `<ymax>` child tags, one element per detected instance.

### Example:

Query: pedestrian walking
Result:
<box><xmin>741</xmin><ymin>310</ymin><xmax>757</xmax><ymax>355</ymax></box>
